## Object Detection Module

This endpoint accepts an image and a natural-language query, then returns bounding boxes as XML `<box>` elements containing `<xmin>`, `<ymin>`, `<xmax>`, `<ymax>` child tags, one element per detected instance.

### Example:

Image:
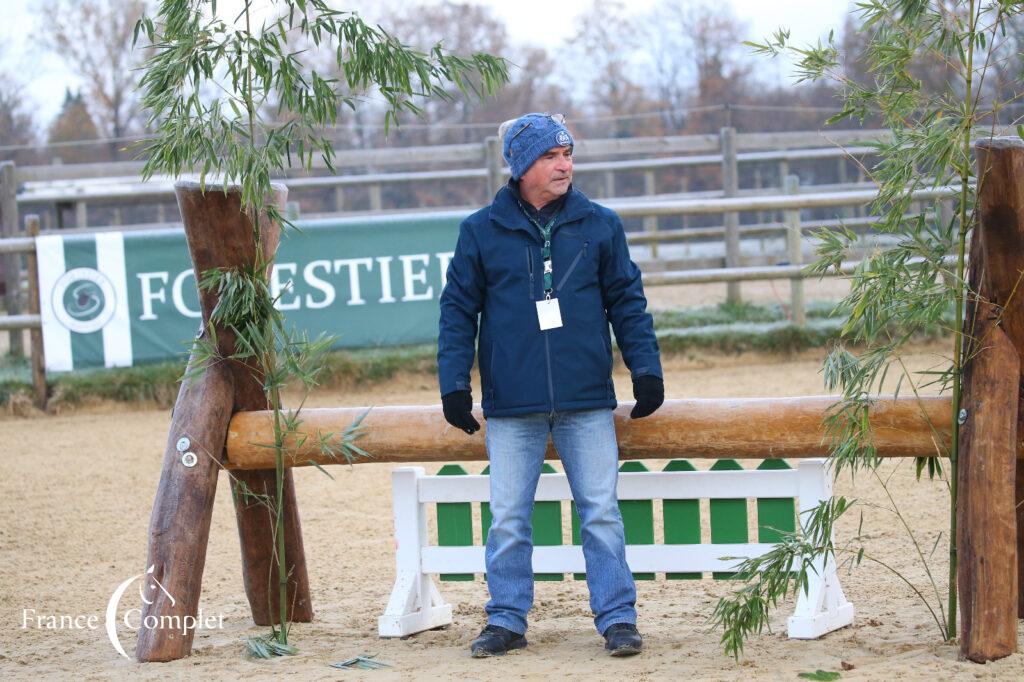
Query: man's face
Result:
<box><xmin>519</xmin><ymin>145</ymin><xmax>573</xmax><ymax>206</ymax></box>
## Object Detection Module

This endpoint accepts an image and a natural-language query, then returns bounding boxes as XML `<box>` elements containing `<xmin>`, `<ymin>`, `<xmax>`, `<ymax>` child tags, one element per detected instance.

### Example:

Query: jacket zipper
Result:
<box><xmin>555</xmin><ymin>241</ymin><xmax>588</xmax><ymax>293</ymax></box>
<box><xmin>530</xmin><ymin>242</ymin><xmax>555</xmax><ymax>418</ymax></box>
<box><xmin>544</xmin><ymin>332</ymin><xmax>555</xmax><ymax>421</ymax></box>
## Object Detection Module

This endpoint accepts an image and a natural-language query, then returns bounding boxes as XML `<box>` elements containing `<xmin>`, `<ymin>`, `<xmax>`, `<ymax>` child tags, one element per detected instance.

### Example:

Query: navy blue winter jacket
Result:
<box><xmin>437</xmin><ymin>185</ymin><xmax>662</xmax><ymax>418</ymax></box>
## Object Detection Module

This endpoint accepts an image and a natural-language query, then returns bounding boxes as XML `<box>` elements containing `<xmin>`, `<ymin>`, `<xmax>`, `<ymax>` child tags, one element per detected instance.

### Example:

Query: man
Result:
<box><xmin>437</xmin><ymin>113</ymin><xmax>664</xmax><ymax>658</ymax></box>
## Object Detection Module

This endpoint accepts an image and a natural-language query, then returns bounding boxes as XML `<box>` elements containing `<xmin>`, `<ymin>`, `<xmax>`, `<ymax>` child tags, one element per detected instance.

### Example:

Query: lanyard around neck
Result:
<box><xmin>521</xmin><ymin>207</ymin><xmax>559</xmax><ymax>299</ymax></box>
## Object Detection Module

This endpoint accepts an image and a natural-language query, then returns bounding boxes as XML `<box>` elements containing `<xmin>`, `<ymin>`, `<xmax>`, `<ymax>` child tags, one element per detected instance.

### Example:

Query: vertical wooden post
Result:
<box><xmin>136</xmin><ymin>182</ymin><xmax>312</xmax><ymax>662</ymax></box>
<box><xmin>784</xmin><ymin>175</ymin><xmax>805</xmax><ymax>327</ymax></box>
<box><xmin>485</xmin><ymin>135</ymin><xmax>503</xmax><ymax>199</ymax></box>
<box><xmin>777</xmin><ymin>158</ymin><xmax>789</xmax><ymax>225</ymax></box>
<box><xmin>720</xmin><ymin>127</ymin><xmax>740</xmax><ymax>303</ymax></box>
<box><xmin>74</xmin><ymin>200</ymin><xmax>87</xmax><ymax>228</ymax></box>
<box><xmin>680</xmin><ymin>175</ymin><xmax>690</xmax><ymax>232</ymax></box>
<box><xmin>836</xmin><ymin>156</ymin><xmax>849</xmax><ymax>218</ymax></box>
<box><xmin>23</xmin><ymin>215</ymin><xmax>46</xmax><ymax>409</ymax></box>
<box><xmin>957</xmin><ymin>137</ymin><xmax>1023</xmax><ymax>663</ymax></box>
<box><xmin>643</xmin><ymin>170</ymin><xmax>658</xmax><ymax>259</ymax></box>
<box><xmin>1</xmin><ymin>161</ymin><xmax>23</xmax><ymax>355</ymax></box>
<box><xmin>369</xmin><ymin>182</ymin><xmax>382</xmax><ymax>212</ymax></box>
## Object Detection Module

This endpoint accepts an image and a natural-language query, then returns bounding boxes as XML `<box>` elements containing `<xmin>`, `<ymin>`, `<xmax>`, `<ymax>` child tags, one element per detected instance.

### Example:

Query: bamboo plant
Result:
<box><xmin>133</xmin><ymin>0</ymin><xmax>508</xmax><ymax>656</ymax></box>
<box><xmin>713</xmin><ymin>0</ymin><xmax>1024</xmax><ymax>658</ymax></box>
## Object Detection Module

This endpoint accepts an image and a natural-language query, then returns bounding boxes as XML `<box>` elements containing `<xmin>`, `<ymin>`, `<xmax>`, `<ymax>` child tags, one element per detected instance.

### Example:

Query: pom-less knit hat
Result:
<box><xmin>499</xmin><ymin>113</ymin><xmax>574</xmax><ymax>180</ymax></box>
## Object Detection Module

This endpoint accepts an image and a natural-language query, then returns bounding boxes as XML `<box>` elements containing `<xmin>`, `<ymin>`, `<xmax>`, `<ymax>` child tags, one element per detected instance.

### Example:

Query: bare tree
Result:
<box><xmin>377</xmin><ymin>0</ymin><xmax>512</xmax><ymax>144</ymax></box>
<box><xmin>640</xmin><ymin>0</ymin><xmax>752</xmax><ymax>133</ymax></box>
<box><xmin>37</xmin><ymin>0</ymin><xmax>149</xmax><ymax>157</ymax></box>
<box><xmin>0</xmin><ymin>40</ymin><xmax>38</xmax><ymax>163</ymax></box>
<box><xmin>563</xmin><ymin>0</ymin><xmax>650</xmax><ymax>137</ymax></box>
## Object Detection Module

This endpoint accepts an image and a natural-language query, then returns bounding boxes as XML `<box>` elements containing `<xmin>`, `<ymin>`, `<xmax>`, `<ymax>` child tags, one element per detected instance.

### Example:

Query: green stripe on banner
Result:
<box><xmin>570</xmin><ymin>502</ymin><xmax>585</xmax><ymax>581</ymax></box>
<box><xmin>533</xmin><ymin>463</ymin><xmax>562</xmax><ymax>581</ymax></box>
<box><xmin>662</xmin><ymin>460</ymin><xmax>701</xmax><ymax>580</ymax></box>
<box><xmin>756</xmin><ymin>460</ymin><xmax>796</xmax><ymax>543</ymax></box>
<box><xmin>619</xmin><ymin>461</ymin><xmax>655</xmax><ymax>580</ymax></box>
<box><xmin>436</xmin><ymin>464</ymin><xmax>473</xmax><ymax>581</ymax></box>
<box><xmin>710</xmin><ymin>459</ymin><xmax>748</xmax><ymax>580</ymax></box>
<box><xmin>62</xmin><ymin>237</ymin><xmax>103</xmax><ymax>369</ymax></box>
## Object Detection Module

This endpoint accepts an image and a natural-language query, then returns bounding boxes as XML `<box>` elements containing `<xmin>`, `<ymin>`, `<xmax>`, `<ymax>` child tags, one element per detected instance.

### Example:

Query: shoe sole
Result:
<box><xmin>471</xmin><ymin>639</ymin><xmax>527</xmax><ymax>658</ymax></box>
<box><xmin>607</xmin><ymin>644</ymin><xmax>642</xmax><ymax>657</ymax></box>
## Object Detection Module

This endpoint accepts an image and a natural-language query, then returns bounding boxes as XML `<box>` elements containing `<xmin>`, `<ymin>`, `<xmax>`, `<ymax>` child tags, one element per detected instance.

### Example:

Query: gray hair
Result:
<box><xmin>496</xmin><ymin>117</ymin><xmax>518</xmax><ymax>144</ymax></box>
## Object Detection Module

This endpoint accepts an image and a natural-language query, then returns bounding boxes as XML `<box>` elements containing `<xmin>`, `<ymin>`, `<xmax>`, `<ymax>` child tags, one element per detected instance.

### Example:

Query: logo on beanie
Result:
<box><xmin>555</xmin><ymin>130</ymin><xmax>572</xmax><ymax>147</ymax></box>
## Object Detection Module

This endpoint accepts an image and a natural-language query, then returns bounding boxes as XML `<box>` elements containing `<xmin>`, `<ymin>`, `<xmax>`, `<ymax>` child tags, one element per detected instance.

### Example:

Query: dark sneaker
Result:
<box><xmin>470</xmin><ymin>624</ymin><xmax>527</xmax><ymax>658</ymax></box>
<box><xmin>603</xmin><ymin>622</ymin><xmax>643</xmax><ymax>656</ymax></box>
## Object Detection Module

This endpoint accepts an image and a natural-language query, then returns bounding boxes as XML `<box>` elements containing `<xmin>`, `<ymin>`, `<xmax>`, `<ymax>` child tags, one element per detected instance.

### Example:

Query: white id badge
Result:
<box><xmin>536</xmin><ymin>298</ymin><xmax>563</xmax><ymax>330</ymax></box>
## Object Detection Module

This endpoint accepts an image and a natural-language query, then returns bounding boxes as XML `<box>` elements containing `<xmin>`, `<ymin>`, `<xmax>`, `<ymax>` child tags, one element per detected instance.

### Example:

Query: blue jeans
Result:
<box><xmin>483</xmin><ymin>408</ymin><xmax>636</xmax><ymax>635</ymax></box>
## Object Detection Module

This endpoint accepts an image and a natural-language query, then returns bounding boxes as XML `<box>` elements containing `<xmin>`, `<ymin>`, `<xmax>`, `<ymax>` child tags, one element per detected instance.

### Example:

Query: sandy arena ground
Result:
<box><xmin>2</xmin><ymin>280</ymin><xmax>1023</xmax><ymax>680</ymax></box>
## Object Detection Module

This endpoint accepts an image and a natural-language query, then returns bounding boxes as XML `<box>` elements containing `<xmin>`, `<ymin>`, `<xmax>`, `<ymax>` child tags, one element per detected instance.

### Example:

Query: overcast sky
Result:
<box><xmin>1</xmin><ymin>0</ymin><xmax>854</xmax><ymax>131</ymax></box>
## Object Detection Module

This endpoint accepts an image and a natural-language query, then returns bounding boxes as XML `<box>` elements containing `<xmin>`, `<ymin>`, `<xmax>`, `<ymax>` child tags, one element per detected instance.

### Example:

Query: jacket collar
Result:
<box><xmin>488</xmin><ymin>184</ymin><xmax>594</xmax><ymax>238</ymax></box>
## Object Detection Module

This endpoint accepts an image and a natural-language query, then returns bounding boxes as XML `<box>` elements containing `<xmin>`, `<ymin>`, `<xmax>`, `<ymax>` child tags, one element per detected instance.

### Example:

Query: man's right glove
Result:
<box><xmin>442</xmin><ymin>389</ymin><xmax>481</xmax><ymax>435</ymax></box>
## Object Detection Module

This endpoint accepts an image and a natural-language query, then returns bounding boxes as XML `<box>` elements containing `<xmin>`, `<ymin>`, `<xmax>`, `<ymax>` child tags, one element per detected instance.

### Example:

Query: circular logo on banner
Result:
<box><xmin>555</xmin><ymin>130</ymin><xmax>572</xmax><ymax>147</ymax></box>
<box><xmin>52</xmin><ymin>267</ymin><xmax>116</xmax><ymax>334</ymax></box>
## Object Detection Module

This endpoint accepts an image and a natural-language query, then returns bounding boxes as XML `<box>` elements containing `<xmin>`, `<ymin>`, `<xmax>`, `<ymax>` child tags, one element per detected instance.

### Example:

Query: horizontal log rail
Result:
<box><xmin>224</xmin><ymin>395</ymin><xmax>959</xmax><ymax>470</ymax></box>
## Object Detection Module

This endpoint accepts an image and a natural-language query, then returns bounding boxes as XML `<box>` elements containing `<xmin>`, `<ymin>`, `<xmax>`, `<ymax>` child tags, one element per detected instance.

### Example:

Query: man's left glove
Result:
<box><xmin>630</xmin><ymin>375</ymin><xmax>664</xmax><ymax>419</ymax></box>
<box><xmin>442</xmin><ymin>389</ymin><xmax>481</xmax><ymax>435</ymax></box>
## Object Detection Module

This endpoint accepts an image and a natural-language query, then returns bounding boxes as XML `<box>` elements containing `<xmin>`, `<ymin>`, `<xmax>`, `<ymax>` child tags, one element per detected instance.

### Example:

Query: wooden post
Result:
<box><xmin>720</xmin><ymin>127</ymin><xmax>740</xmax><ymax>303</ymax></box>
<box><xmin>1</xmin><ymin>161</ymin><xmax>23</xmax><ymax>355</ymax></box>
<box><xmin>369</xmin><ymin>182</ymin><xmax>382</xmax><ymax>212</ymax></box>
<box><xmin>485</xmin><ymin>135</ymin><xmax>503</xmax><ymax>199</ymax></box>
<box><xmin>680</xmin><ymin>175</ymin><xmax>690</xmax><ymax>233</ymax></box>
<box><xmin>784</xmin><ymin>175</ymin><xmax>805</xmax><ymax>327</ymax></box>
<box><xmin>23</xmin><ymin>215</ymin><xmax>46</xmax><ymax>409</ymax></box>
<box><xmin>836</xmin><ymin>157</ymin><xmax>849</xmax><ymax>218</ymax></box>
<box><xmin>957</xmin><ymin>137</ymin><xmax>1024</xmax><ymax>663</ymax></box>
<box><xmin>643</xmin><ymin>170</ymin><xmax>658</xmax><ymax>259</ymax></box>
<box><xmin>135</xmin><ymin>356</ymin><xmax>235</xmax><ymax>662</ymax></box>
<box><xmin>777</xmin><ymin>159</ymin><xmax>789</xmax><ymax>225</ymax></box>
<box><xmin>753</xmin><ymin>167</ymin><xmax>765</xmax><ymax>235</ymax></box>
<box><xmin>135</xmin><ymin>182</ymin><xmax>312</xmax><ymax>662</ymax></box>
<box><xmin>74</xmin><ymin>200</ymin><xmax>87</xmax><ymax>228</ymax></box>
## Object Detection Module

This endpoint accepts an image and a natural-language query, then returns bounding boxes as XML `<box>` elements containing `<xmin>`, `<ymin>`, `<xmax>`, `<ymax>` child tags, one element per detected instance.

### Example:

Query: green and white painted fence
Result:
<box><xmin>378</xmin><ymin>458</ymin><xmax>855</xmax><ymax>639</ymax></box>
<box><xmin>35</xmin><ymin>212</ymin><xmax>467</xmax><ymax>372</ymax></box>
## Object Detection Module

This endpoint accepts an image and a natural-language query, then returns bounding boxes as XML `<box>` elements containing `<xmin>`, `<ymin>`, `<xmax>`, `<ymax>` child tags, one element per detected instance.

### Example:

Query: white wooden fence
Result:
<box><xmin>379</xmin><ymin>459</ymin><xmax>855</xmax><ymax>639</ymax></box>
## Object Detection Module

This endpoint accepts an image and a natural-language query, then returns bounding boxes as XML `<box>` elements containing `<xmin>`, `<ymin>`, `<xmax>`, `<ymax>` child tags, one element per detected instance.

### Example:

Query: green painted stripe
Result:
<box><xmin>756</xmin><ymin>460</ymin><xmax>796</xmax><ymax>543</ymax></box>
<box><xmin>570</xmin><ymin>502</ymin><xmax>585</xmax><ymax>580</ymax></box>
<box><xmin>63</xmin><ymin>237</ymin><xmax>104</xmax><ymax>369</ymax></box>
<box><xmin>710</xmin><ymin>459</ymin><xmax>748</xmax><ymax>580</ymax></box>
<box><xmin>619</xmin><ymin>461</ymin><xmax>655</xmax><ymax>580</ymax></box>
<box><xmin>481</xmin><ymin>464</ymin><xmax>562</xmax><ymax>580</ymax></box>
<box><xmin>436</xmin><ymin>464</ymin><xmax>473</xmax><ymax>581</ymax></box>
<box><xmin>533</xmin><ymin>463</ymin><xmax>562</xmax><ymax>581</ymax></box>
<box><xmin>480</xmin><ymin>465</ymin><xmax>491</xmax><ymax>546</ymax></box>
<box><xmin>662</xmin><ymin>460</ymin><xmax>701</xmax><ymax>580</ymax></box>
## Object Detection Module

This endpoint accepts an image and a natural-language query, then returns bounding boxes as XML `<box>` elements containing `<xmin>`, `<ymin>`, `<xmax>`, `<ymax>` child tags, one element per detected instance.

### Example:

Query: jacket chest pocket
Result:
<box><xmin>554</xmin><ymin>240</ymin><xmax>590</xmax><ymax>294</ymax></box>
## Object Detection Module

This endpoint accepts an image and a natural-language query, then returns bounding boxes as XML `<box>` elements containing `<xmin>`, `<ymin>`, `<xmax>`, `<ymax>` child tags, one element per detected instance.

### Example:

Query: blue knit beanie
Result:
<box><xmin>500</xmin><ymin>113</ymin><xmax>574</xmax><ymax>180</ymax></box>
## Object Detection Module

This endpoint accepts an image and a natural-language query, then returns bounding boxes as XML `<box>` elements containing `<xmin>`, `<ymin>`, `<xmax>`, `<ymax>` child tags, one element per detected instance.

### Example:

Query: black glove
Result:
<box><xmin>630</xmin><ymin>375</ymin><xmax>664</xmax><ymax>419</ymax></box>
<box><xmin>442</xmin><ymin>389</ymin><xmax>481</xmax><ymax>434</ymax></box>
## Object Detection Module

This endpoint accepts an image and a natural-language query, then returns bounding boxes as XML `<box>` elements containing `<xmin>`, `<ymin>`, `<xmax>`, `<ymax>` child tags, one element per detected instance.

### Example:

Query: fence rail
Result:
<box><xmin>0</xmin><ymin>124</ymin><xmax>974</xmax><ymax>406</ymax></box>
